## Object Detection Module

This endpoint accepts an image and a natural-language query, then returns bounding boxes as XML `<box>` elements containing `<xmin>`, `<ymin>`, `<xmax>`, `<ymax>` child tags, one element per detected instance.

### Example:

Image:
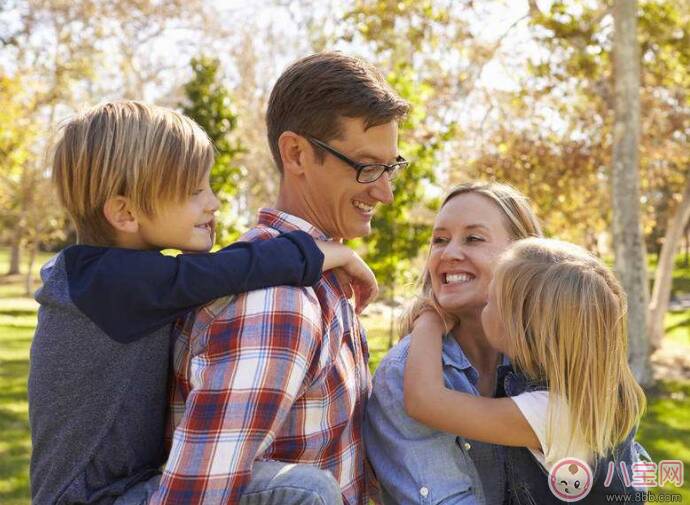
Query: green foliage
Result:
<box><xmin>360</xmin><ymin>64</ymin><xmax>446</xmax><ymax>300</ymax></box>
<box><xmin>524</xmin><ymin>0</ymin><xmax>690</xmax><ymax>253</ymax></box>
<box><xmin>636</xmin><ymin>381</ymin><xmax>690</xmax><ymax>501</ymax></box>
<box><xmin>180</xmin><ymin>55</ymin><xmax>245</xmax><ymax>243</ymax></box>
<box><xmin>343</xmin><ymin>1</ymin><xmax>461</xmax><ymax>302</ymax></box>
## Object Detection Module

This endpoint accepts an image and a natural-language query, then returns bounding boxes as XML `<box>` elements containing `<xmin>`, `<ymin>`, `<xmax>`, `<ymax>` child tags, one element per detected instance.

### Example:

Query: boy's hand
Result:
<box><xmin>317</xmin><ymin>241</ymin><xmax>378</xmax><ymax>314</ymax></box>
<box><xmin>340</xmin><ymin>252</ymin><xmax>378</xmax><ymax>314</ymax></box>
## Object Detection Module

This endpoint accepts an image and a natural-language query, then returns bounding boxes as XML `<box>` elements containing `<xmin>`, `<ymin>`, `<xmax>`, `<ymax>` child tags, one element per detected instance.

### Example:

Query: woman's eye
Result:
<box><xmin>466</xmin><ymin>235</ymin><xmax>484</xmax><ymax>243</ymax></box>
<box><xmin>431</xmin><ymin>236</ymin><xmax>448</xmax><ymax>245</ymax></box>
<box><xmin>192</xmin><ymin>188</ymin><xmax>204</xmax><ymax>196</ymax></box>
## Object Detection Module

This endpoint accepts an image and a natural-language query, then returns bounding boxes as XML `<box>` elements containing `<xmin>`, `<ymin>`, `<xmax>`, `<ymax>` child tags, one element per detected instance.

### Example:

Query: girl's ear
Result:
<box><xmin>103</xmin><ymin>196</ymin><xmax>140</xmax><ymax>234</ymax></box>
<box><xmin>278</xmin><ymin>131</ymin><xmax>308</xmax><ymax>177</ymax></box>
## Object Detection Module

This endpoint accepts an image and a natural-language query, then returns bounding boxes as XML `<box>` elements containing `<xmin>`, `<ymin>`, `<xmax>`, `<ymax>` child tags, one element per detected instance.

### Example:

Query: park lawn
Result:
<box><xmin>0</xmin><ymin>248</ymin><xmax>688</xmax><ymax>503</ymax></box>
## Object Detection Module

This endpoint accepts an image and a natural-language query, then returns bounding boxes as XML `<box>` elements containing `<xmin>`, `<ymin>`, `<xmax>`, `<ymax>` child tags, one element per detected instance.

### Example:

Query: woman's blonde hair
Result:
<box><xmin>52</xmin><ymin>100</ymin><xmax>214</xmax><ymax>246</ymax></box>
<box><xmin>494</xmin><ymin>238</ymin><xmax>646</xmax><ymax>461</ymax></box>
<box><xmin>400</xmin><ymin>181</ymin><xmax>543</xmax><ymax>336</ymax></box>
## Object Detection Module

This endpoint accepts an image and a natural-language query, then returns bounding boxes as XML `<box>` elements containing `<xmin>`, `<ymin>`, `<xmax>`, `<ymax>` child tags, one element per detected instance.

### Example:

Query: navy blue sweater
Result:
<box><xmin>28</xmin><ymin>231</ymin><xmax>324</xmax><ymax>505</ymax></box>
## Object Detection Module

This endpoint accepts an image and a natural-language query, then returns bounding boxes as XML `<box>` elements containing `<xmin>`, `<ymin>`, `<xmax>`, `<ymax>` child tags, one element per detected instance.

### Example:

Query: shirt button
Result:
<box><xmin>420</xmin><ymin>487</ymin><xmax>429</xmax><ymax>497</ymax></box>
<box><xmin>464</xmin><ymin>442</ymin><xmax>472</xmax><ymax>451</ymax></box>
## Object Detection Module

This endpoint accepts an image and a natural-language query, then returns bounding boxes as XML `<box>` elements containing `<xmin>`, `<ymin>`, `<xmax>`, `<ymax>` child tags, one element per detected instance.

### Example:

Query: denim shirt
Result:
<box><xmin>364</xmin><ymin>334</ymin><xmax>509</xmax><ymax>505</ymax></box>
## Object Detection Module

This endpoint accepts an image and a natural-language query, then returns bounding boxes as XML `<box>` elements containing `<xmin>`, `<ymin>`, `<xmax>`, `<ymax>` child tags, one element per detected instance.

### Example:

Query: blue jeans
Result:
<box><xmin>113</xmin><ymin>475</ymin><xmax>161</xmax><ymax>505</ymax></box>
<box><xmin>239</xmin><ymin>460</ymin><xmax>343</xmax><ymax>505</ymax></box>
<box><xmin>114</xmin><ymin>461</ymin><xmax>342</xmax><ymax>505</ymax></box>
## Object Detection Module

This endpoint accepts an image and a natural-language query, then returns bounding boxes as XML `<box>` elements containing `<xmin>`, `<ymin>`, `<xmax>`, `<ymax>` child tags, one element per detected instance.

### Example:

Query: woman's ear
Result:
<box><xmin>278</xmin><ymin>131</ymin><xmax>307</xmax><ymax>177</ymax></box>
<box><xmin>103</xmin><ymin>196</ymin><xmax>139</xmax><ymax>234</ymax></box>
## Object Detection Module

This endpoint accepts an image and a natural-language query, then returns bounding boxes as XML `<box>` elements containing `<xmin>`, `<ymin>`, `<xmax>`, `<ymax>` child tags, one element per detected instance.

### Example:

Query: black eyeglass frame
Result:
<box><xmin>306</xmin><ymin>136</ymin><xmax>408</xmax><ymax>184</ymax></box>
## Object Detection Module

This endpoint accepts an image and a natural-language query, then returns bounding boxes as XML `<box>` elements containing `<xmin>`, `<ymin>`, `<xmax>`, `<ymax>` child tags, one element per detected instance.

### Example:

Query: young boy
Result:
<box><xmin>28</xmin><ymin>101</ymin><xmax>377</xmax><ymax>504</ymax></box>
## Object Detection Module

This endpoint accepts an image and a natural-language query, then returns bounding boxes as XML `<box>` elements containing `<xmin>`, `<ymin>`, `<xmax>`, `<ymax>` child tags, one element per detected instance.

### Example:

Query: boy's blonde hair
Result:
<box><xmin>494</xmin><ymin>238</ymin><xmax>646</xmax><ymax>462</ymax></box>
<box><xmin>52</xmin><ymin>101</ymin><xmax>214</xmax><ymax>246</ymax></box>
<box><xmin>400</xmin><ymin>181</ymin><xmax>543</xmax><ymax>336</ymax></box>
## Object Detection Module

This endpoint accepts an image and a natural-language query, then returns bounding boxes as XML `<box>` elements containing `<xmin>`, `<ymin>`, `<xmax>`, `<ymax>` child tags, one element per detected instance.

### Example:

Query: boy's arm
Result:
<box><xmin>403</xmin><ymin>311</ymin><xmax>541</xmax><ymax>449</ymax></box>
<box><xmin>64</xmin><ymin>230</ymin><xmax>323</xmax><ymax>343</ymax></box>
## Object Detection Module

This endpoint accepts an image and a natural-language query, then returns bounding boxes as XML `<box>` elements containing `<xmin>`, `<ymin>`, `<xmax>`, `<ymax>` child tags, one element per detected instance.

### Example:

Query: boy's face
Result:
<box><xmin>137</xmin><ymin>172</ymin><xmax>220</xmax><ymax>252</ymax></box>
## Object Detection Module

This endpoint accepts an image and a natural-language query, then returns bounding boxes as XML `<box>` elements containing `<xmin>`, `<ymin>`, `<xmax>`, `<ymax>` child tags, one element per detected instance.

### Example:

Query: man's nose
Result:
<box><xmin>370</xmin><ymin>174</ymin><xmax>394</xmax><ymax>204</ymax></box>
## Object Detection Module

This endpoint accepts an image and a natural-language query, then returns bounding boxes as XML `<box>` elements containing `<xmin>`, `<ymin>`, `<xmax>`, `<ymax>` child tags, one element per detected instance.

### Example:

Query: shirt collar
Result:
<box><xmin>257</xmin><ymin>208</ymin><xmax>330</xmax><ymax>241</ymax></box>
<box><xmin>441</xmin><ymin>333</ymin><xmax>510</xmax><ymax>385</ymax></box>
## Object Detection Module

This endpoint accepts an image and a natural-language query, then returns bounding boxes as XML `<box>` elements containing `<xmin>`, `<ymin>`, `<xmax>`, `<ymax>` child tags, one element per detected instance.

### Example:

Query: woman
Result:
<box><xmin>404</xmin><ymin>238</ymin><xmax>648</xmax><ymax>504</ymax></box>
<box><xmin>364</xmin><ymin>182</ymin><xmax>542</xmax><ymax>505</ymax></box>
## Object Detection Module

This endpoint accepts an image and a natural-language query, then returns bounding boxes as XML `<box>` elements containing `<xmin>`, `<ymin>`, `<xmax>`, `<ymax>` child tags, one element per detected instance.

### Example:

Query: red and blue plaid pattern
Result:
<box><xmin>150</xmin><ymin>209</ymin><xmax>373</xmax><ymax>505</ymax></box>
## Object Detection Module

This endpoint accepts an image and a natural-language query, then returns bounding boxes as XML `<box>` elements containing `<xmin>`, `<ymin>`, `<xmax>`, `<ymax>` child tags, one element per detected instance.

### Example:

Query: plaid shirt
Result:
<box><xmin>150</xmin><ymin>209</ymin><xmax>373</xmax><ymax>505</ymax></box>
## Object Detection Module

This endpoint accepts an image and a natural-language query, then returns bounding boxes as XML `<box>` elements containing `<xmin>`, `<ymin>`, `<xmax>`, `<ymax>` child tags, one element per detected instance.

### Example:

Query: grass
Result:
<box><xmin>0</xmin><ymin>247</ymin><xmax>688</xmax><ymax>503</ymax></box>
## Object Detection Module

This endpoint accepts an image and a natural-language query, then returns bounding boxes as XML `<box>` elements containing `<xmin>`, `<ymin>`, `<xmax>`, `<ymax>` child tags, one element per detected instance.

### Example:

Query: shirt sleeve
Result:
<box><xmin>510</xmin><ymin>390</ymin><xmax>549</xmax><ymax>458</ymax></box>
<box><xmin>510</xmin><ymin>391</ymin><xmax>591</xmax><ymax>470</ymax></box>
<box><xmin>149</xmin><ymin>285</ymin><xmax>323</xmax><ymax>505</ymax></box>
<box><xmin>64</xmin><ymin>230</ymin><xmax>324</xmax><ymax>343</ymax></box>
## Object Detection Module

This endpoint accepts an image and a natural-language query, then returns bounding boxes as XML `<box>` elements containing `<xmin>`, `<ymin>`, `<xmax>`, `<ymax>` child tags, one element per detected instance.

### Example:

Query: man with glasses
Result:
<box><xmin>151</xmin><ymin>52</ymin><xmax>409</xmax><ymax>505</ymax></box>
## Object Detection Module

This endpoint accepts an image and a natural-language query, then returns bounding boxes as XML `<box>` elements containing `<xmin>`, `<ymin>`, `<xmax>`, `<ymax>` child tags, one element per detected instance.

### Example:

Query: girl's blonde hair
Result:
<box><xmin>400</xmin><ymin>181</ymin><xmax>543</xmax><ymax>336</ymax></box>
<box><xmin>494</xmin><ymin>238</ymin><xmax>646</xmax><ymax>461</ymax></box>
<box><xmin>52</xmin><ymin>100</ymin><xmax>214</xmax><ymax>246</ymax></box>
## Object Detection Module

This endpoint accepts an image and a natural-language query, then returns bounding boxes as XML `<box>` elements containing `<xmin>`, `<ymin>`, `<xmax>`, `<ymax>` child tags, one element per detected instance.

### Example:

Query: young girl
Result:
<box><xmin>405</xmin><ymin>237</ymin><xmax>648</xmax><ymax>504</ymax></box>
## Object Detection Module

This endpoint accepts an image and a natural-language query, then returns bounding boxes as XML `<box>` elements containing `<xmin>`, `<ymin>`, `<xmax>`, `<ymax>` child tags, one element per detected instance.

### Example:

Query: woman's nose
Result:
<box><xmin>440</xmin><ymin>240</ymin><xmax>466</xmax><ymax>261</ymax></box>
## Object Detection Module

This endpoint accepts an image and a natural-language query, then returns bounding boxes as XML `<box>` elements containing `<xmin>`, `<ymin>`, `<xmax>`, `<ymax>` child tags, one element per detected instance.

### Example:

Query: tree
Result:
<box><xmin>520</xmin><ymin>0</ymin><xmax>690</xmax><ymax>362</ymax></box>
<box><xmin>0</xmin><ymin>74</ymin><xmax>36</xmax><ymax>275</ymax></box>
<box><xmin>180</xmin><ymin>55</ymin><xmax>245</xmax><ymax>244</ymax></box>
<box><xmin>611</xmin><ymin>0</ymin><xmax>651</xmax><ymax>384</ymax></box>
<box><xmin>341</xmin><ymin>0</ymin><xmax>472</xmax><ymax>345</ymax></box>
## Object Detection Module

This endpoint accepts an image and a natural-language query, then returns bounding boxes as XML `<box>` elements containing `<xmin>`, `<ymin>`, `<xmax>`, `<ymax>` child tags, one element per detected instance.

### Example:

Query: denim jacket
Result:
<box><xmin>498</xmin><ymin>368</ymin><xmax>650</xmax><ymax>505</ymax></box>
<box><xmin>364</xmin><ymin>334</ymin><xmax>509</xmax><ymax>505</ymax></box>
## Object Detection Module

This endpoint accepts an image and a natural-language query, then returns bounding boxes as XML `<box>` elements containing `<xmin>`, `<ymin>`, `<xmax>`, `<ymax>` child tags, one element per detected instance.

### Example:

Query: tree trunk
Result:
<box><xmin>24</xmin><ymin>242</ymin><xmax>38</xmax><ymax>296</ymax></box>
<box><xmin>612</xmin><ymin>0</ymin><xmax>652</xmax><ymax>386</ymax></box>
<box><xmin>649</xmin><ymin>176</ymin><xmax>690</xmax><ymax>349</ymax></box>
<box><xmin>8</xmin><ymin>231</ymin><xmax>21</xmax><ymax>275</ymax></box>
<box><xmin>683</xmin><ymin>222</ymin><xmax>690</xmax><ymax>267</ymax></box>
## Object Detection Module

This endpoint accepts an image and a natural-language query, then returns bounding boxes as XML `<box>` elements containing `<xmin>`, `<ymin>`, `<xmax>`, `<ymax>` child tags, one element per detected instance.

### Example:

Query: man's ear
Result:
<box><xmin>103</xmin><ymin>196</ymin><xmax>140</xmax><ymax>234</ymax></box>
<box><xmin>278</xmin><ymin>131</ymin><xmax>309</xmax><ymax>177</ymax></box>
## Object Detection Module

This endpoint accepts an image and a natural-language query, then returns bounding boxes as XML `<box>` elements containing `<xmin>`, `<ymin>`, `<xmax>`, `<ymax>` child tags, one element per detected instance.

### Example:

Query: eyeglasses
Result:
<box><xmin>307</xmin><ymin>136</ymin><xmax>408</xmax><ymax>184</ymax></box>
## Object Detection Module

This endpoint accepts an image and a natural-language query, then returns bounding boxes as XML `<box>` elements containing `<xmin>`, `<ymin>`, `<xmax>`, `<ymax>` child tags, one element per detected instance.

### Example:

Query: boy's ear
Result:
<box><xmin>278</xmin><ymin>131</ymin><xmax>308</xmax><ymax>177</ymax></box>
<box><xmin>103</xmin><ymin>196</ymin><xmax>140</xmax><ymax>234</ymax></box>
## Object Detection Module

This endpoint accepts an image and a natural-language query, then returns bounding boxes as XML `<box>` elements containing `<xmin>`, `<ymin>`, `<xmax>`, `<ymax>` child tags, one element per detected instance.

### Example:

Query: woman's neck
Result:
<box><xmin>452</xmin><ymin>317</ymin><xmax>501</xmax><ymax>375</ymax></box>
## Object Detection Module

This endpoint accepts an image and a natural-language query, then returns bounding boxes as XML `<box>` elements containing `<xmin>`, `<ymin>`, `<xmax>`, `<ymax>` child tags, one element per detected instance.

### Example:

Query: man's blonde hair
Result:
<box><xmin>494</xmin><ymin>238</ymin><xmax>645</xmax><ymax>463</ymax></box>
<box><xmin>400</xmin><ymin>181</ymin><xmax>543</xmax><ymax>336</ymax></box>
<box><xmin>52</xmin><ymin>100</ymin><xmax>214</xmax><ymax>245</ymax></box>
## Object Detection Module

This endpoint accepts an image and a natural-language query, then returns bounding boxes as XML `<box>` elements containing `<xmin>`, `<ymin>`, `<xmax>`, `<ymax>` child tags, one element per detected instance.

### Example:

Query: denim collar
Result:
<box><xmin>441</xmin><ymin>333</ymin><xmax>510</xmax><ymax>386</ymax></box>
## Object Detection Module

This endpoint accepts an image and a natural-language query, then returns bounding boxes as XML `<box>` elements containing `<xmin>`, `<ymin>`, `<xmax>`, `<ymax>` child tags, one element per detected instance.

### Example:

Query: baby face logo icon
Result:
<box><xmin>548</xmin><ymin>457</ymin><xmax>593</xmax><ymax>502</ymax></box>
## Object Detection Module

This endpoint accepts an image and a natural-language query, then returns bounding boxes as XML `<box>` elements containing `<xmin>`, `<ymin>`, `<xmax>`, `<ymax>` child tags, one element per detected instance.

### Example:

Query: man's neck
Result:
<box><xmin>275</xmin><ymin>188</ymin><xmax>337</xmax><ymax>240</ymax></box>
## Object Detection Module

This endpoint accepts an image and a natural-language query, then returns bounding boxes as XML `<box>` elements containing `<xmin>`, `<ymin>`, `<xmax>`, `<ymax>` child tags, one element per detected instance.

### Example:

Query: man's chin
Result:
<box><xmin>343</xmin><ymin>224</ymin><xmax>372</xmax><ymax>240</ymax></box>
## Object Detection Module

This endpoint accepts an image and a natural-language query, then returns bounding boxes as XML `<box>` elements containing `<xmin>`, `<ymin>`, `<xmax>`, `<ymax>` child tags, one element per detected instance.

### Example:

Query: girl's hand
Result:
<box><xmin>317</xmin><ymin>241</ymin><xmax>378</xmax><ymax>314</ymax></box>
<box><xmin>414</xmin><ymin>308</ymin><xmax>451</xmax><ymax>336</ymax></box>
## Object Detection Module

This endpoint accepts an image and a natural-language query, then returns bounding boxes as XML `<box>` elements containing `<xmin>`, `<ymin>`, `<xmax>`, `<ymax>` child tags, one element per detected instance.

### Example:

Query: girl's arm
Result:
<box><xmin>403</xmin><ymin>311</ymin><xmax>541</xmax><ymax>449</ymax></box>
